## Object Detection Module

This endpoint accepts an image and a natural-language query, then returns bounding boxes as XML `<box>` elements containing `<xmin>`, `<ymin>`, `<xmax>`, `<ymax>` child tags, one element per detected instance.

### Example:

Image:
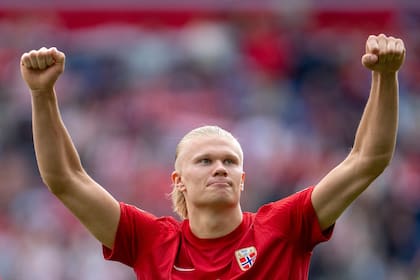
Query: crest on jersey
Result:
<box><xmin>235</xmin><ymin>246</ymin><xmax>257</xmax><ymax>271</ymax></box>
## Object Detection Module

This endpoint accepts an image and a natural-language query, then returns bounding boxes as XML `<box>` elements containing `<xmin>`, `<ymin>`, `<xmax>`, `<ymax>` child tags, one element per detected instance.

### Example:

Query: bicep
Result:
<box><xmin>312</xmin><ymin>154</ymin><xmax>380</xmax><ymax>230</ymax></box>
<box><xmin>53</xmin><ymin>172</ymin><xmax>120</xmax><ymax>249</ymax></box>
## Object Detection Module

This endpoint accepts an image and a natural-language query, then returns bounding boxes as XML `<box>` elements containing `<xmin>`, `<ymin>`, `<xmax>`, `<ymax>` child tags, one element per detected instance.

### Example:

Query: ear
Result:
<box><xmin>171</xmin><ymin>171</ymin><xmax>186</xmax><ymax>192</ymax></box>
<box><xmin>240</xmin><ymin>172</ymin><xmax>246</xmax><ymax>191</ymax></box>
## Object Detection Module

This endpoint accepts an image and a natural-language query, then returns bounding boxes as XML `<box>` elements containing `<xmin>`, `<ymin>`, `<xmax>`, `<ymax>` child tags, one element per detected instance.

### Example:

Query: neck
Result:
<box><xmin>187</xmin><ymin>205</ymin><xmax>243</xmax><ymax>239</ymax></box>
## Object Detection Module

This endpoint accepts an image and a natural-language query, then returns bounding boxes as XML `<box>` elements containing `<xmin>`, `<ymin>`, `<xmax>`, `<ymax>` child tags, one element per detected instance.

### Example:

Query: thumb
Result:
<box><xmin>361</xmin><ymin>53</ymin><xmax>378</xmax><ymax>69</ymax></box>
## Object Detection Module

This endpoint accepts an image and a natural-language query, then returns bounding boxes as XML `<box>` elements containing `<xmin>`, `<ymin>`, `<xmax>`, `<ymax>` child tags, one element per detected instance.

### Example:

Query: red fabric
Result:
<box><xmin>103</xmin><ymin>186</ymin><xmax>333</xmax><ymax>279</ymax></box>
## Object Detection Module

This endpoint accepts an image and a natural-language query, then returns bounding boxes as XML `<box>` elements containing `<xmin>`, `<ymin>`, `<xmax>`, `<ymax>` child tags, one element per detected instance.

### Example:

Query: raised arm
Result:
<box><xmin>311</xmin><ymin>34</ymin><xmax>406</xmax><ymax>230</ymax></box>
<box><xmin>20</xmin><ymin>47</ymin><xmax>120</xmax><ymax>248</ymax></box>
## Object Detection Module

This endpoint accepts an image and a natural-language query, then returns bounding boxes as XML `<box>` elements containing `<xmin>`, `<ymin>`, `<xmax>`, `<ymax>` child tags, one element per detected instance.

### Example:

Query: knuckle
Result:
<box><xmin>28</xmin><ymin>50</ymin><xmax>37</xmax><ymax>57</ymax></box>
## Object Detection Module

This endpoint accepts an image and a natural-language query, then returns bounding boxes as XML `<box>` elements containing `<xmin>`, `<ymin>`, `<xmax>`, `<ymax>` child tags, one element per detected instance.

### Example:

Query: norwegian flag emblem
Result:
<box><xmin>235</xmin><ymin>246</ymin><xmax>257</xmax><ymax>271</ymax></box>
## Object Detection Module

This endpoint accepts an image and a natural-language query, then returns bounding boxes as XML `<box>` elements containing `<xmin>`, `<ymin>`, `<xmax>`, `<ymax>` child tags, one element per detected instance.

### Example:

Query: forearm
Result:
<box><xmin>351</xmin><ymin>71</ymin><xmax>399</xmax><ymax>169</ymax></box>
<box><xmin>31</xmin><ymin>89</ymin><xmax>85</xmax><ymax>192</ymax></box>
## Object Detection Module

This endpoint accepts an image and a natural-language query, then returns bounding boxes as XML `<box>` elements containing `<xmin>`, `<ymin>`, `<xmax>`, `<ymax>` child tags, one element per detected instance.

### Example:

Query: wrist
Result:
<box><xmin>30</xmin><ymin>88</ymin><xmax>56</xmax><ymax>98</ymax></box>
<box><xmin>372</xmin><ymin>71</ymin><xmax>397</xmax><ymax>80</ymax></box>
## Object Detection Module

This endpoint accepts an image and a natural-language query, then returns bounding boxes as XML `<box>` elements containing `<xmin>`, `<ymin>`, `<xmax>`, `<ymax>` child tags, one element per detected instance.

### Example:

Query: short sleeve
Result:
<box><xmin>255</xmin><ymin>187</ymin><xmax>333</xmax><ymax>252</ymax></box>
<box><xmin>103</xmin><ymin>202</ymin><xmax>179</xmax><ymax>267</ymax></box>
<box><xmin>294</xmin><ymin>187</ymin><xmax>334</xmax><ymax>250</ymax></box>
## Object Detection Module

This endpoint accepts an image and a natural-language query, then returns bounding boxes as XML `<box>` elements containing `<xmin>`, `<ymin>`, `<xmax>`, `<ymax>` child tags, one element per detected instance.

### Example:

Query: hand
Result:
<box><xmin>361</xmin><ymin>34</ymin><xmax>405</xmax><ymax>73</ymax></box>
<box><xmin>20</xmin><ymin>47</ymin><xmax>66</xmax><ymax>94</ymax></box>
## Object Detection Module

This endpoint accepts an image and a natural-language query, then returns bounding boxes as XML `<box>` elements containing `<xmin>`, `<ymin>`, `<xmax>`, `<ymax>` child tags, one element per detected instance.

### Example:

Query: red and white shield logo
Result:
<box><xmin>235</xmin><ymin>246</ymin><xmax>257</xmax><ymax>271</ymax></box>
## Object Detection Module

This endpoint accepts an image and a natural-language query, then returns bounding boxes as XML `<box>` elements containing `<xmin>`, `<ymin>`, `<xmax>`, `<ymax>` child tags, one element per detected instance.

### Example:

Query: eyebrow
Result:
<box><xmin>192</xmin><ymin>152</ymin><xmax>240</xmax><ymax>162</ymax></box>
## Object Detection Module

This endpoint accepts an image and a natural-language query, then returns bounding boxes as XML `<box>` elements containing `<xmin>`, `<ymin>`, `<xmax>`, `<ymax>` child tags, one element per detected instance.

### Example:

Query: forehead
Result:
<box><xmin>179</xmin><ymin>135</ymin><xmax>243</xmax><ymax>161</ymax></box>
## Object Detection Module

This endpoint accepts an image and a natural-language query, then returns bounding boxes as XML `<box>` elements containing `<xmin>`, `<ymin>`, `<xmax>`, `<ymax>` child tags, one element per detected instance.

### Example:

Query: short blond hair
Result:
<box><xmin>170</xmin><ymin>125</ymin><xmax>243</xmax><ymax>219</ymax></box>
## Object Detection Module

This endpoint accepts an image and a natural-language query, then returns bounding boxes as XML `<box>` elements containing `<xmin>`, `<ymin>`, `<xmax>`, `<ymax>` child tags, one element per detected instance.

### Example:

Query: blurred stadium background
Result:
<box><xmin>0</xmin><ymin>0</ymin><xmax>419</xmax><ymax>279</ymax></box>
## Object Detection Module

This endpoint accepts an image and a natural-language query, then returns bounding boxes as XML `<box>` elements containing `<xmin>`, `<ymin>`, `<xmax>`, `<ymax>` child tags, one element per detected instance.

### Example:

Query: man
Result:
<box><xmin>20</xmin><ymin>34</ymin><xmax>405</xmax><ymax>279</ymax></box>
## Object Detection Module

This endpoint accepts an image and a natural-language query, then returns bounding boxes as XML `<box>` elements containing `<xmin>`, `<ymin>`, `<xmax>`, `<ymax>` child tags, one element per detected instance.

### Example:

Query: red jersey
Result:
<box><xmin>103</xmin><ymin>187</ymin><xmax>333</xmax><ymax>279</ymax></box>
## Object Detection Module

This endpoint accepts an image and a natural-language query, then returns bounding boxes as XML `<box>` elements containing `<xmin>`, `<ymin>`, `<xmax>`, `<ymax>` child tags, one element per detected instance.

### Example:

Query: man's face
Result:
<box><xmin>172</xmin><ymin>135</ymin><xmax>245</xmax><ymax>212</ymax></box>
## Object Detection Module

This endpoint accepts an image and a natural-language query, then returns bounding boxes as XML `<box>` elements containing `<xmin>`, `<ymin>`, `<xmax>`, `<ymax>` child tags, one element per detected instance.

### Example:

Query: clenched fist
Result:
<box><xmin>20</xmin><ymin>47</ymin><xmax>66</xmax><ymax>94</ymax></box>
<box><xmin>362</xmin><ymin>34</ymin><xmax>405</xmax><ymax>73</ymax></box>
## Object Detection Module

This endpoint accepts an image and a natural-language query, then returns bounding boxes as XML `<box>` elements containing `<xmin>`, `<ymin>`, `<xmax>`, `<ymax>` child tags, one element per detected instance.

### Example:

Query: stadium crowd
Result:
<box><xmin>0</xmin><ymin>5</ymin><xmax>419</xmax><ymax>280</ymax></box>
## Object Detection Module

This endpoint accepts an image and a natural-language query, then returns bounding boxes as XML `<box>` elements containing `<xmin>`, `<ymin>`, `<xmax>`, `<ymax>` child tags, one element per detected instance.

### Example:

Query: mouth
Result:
<box><xmin>206</xmin><ymin>180</ymin><xmax>232</xmax><ymax>187</ymax></box>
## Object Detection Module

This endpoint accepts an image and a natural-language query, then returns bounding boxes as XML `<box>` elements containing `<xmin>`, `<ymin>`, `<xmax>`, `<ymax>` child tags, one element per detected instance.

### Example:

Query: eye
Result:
<box><xmin>223</xmin><ymin>158</ymin><xmax>234</xmax><ymax>165</ymax></box>
<box><xmin>198</xmin><ymin>158</ymin><xmax>211</xmax><ymax>165</ymax></box>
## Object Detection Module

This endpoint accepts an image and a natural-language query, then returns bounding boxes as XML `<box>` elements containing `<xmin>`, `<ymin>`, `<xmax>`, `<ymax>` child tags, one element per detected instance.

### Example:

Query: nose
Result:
<box><xmin>213</xmin><ymin>160</ymin><xmax>228</xmax><ymax>177</ymax></box>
